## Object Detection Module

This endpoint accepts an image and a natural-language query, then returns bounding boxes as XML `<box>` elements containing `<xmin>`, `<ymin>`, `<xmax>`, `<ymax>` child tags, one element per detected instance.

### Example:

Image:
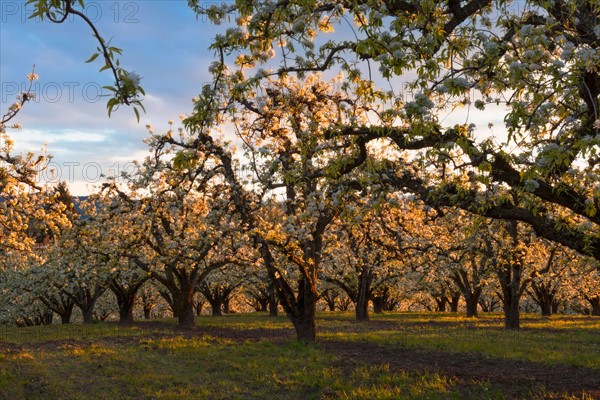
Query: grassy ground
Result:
<box><xmin>317</xmin><ymin>312</ymin><xmax>600</xmax><ymax>369</ymax></box>
<box><xmin>0</xmin><ymin>312</ymin><xmax>598</xmax><ymax>399</ymax></box>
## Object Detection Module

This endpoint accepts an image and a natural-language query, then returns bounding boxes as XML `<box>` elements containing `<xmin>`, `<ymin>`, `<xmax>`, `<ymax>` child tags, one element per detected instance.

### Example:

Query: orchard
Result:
<box><xmin>0</xmin><ymin>1</ymin><xmax>599</xmax><ymax>398</ymax></box>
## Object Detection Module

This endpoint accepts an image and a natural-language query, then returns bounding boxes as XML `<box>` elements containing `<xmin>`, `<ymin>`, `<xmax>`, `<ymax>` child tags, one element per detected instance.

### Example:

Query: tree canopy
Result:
<box><xmin>180</xmin><ymin>0</ymin><xmax>599</xmax><ymax>260</ymax></box>
<box><xmin>7</xmin><ymin>0</ymin><xmax>599</xmax><ymax>340</ymax></box>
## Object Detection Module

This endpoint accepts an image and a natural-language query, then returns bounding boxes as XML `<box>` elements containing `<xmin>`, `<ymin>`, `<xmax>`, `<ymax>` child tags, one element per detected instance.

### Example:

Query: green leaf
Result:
<box><xmin>85</xmin><ymin>53</ymin><xmax>100</xmax><ymax>63</ymax></box>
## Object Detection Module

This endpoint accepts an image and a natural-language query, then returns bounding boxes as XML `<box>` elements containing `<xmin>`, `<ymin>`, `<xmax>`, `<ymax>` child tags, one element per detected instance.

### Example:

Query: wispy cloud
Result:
<box><xmin>1</xmin><ymin>1</ymin><xmax>217</xmax><ymax>194</ymax></box>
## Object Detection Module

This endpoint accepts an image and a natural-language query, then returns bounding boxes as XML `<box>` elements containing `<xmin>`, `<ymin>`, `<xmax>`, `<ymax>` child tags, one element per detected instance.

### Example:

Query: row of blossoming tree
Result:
<box><xmin>2</xmin><ymin>84</ymin><xmax>598</xmax><ymax>336</ymax></box>
<box><xmin>1</xmin><ymin>0</ymin><xmax>599</xmax><ymax>342</ymax></box>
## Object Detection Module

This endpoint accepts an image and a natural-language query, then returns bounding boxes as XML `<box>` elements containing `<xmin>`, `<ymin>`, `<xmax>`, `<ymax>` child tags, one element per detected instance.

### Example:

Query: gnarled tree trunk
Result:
<box><xmin>268</xmin><ymin>282</ymin><xmax>279</xmax><ymax>317</ymax></box>
<box><xmin>497</xmin><ymin>221</ymin><xmax>530</xmax><ymax>330</ymax></box>
<box><xmin>109</xmin><ymin>278</ymin><xmax>147</xmax><ymax>324</ymax></box>
<box><xmin>586</xmin><ymin>295</ymin><xmax>600</xmax><ymax>316</ymax></box>
<box><xmin>355</xmin><ymin>265</ymin><xmax>373</xmax><ymax>321</ymax></box>
<box><xmin>173</xmin><ymin>286</ymin><xmax>196</xmax><ymax>328</ymax></box>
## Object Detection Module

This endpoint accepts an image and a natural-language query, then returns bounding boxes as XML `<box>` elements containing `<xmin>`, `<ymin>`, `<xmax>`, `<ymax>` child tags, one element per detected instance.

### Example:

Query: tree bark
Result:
<box><xmin>43</xmin><ymin>296</ymin><xmax>74</xmax><ymax>324</ymax></box>
<box><xmin>539</xmin><ymin>299</ymin><xmax>553</xmax><ymax>317</ymax></box>
<box><xmin>110</xmin><ymin>284</ymin><xmax>142</xmax><ymax>325</ymax></box>
<box><xmin>434</xmin><ymin>297</ymin><xmax>447</xmax><ymax>312</ymax></box>
<box><xmin>498</xmin><ymin>264</ymin><xmax>524</xmax><ymax>330</ymax></box>
<box><xmin>588</xmin><ymin>296</ymin><xmax>600</xmax><ymax>316</ymax></box>
<box><xmin>465</xmin><ymin>292</ymin><xmax>480</xmax><ymax>317</ymax></box>
<box><xmin>355</xmin><ymin>294</ymin><xmax>369</xmax><ymax>321</ymax></box>
<box><xmin>117</xmin><ymin>296</ymin><xmax>136</xmax><ymax>324</ymax></box>
<box><xmin>503</xmin><ymin>295</ymin><xmax>520</xmax><ymax>330</ymax></box>
<box><xmin>355</xmin><ymin>266</ymin><xmax>372</xmax><ymax>321</ymax></box>
<box><xmin>159</xmin><ymin>290</ymin><xmax>178</xmax><ymax>318</ymax></box>
<box><xmin>210</xmin><ymin>300</ymin><xmax>223</xmax><ymax>316</ymax></box>
<box><xmin>59</xmin><ymin>306</ymin><xmax>73</xmax><ymax>324</ymax></box>
<box><xmin>82</xmin><ymin>305</ymin><xmax>96</xmax><ymax>324</ymax></box>
<box><xmin>371</xmin><ymin>286</ymin><xmax>395</xmax><ymax>313</ymax></box>
<box><xmin>289</xmin><ymin>279</ymin><xmax>318</xmax><ymax>343</ymax></box>
<box><xmin>497</xmin><ymin>221</ymin><xmax>528</xmax><ymax>330</ymax></box>
<box><xmin>71</xmin><ymin>285</ymin><xmax>105</xmax><ymax>324</ymax></box>
<box><xmin>479</xmin><ymin>296</ymin><xmax>500</xmax><ymax>312</ymax></box>
<box><xmin>551</xmin><ymin>299</ymin><xmax>560</xmax><ymax>314</ymax></box>
<box><xmin>268</xmin><ymin>282</ymin><xmax>279</xmax><ymax>317</ymax></box>
<box><xmin>223</xmin><ymin>299</ymin><xmax>231</xmax><ymax>314</ymax></box>
<box><xmin>143</xmin><ymin>305</ymin><xmax>152</xmax><ymax>319</ymax></box>
<box><xmin>194</xmin><ymin>298</ymin><xmax>205</xmax><ymax>316</ymax></box>
<box><xmin>322</xmin><ymin>292</ymin><xmax>337</xmax><ymax>311</ymax></box>
<box><xmin>108</xmin><ymin>276</ymin><xmax>147</xmax><ymax>324</ymax></box>
<box><xmin>372</xmin><ymin>296</ymin><xmax>384</xmax><ymax>313</ymax></box>
<box><xmin>174</xmin><ymin>288</ymin><xmax>196</xmax><ymax>328</ymax></box>
<box><xmin>44</xmin><ymin>311</ymin><xmax>54</xmax><ymax>325</ymax></box>
<box><xmin>257</xmin><ymin>236</ymin><xmax>320</xmax><ymax>342</ymax></box>
<box><xmin>529</xmin><ymin>282</ymin><xmax>556</xmax><ymax>317</ymax></box>
<box><xmin>449</xmin><ymin>292</ymin><xmax>460</xmax><ymax>313</ymax></box>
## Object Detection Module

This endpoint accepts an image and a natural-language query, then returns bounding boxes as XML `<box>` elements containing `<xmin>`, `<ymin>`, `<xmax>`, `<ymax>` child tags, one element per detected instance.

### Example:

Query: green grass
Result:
<box><xmin>317</xmin><ymin>312</ymin><xmax>600</xmax><ymax>370</ymax></box>
<box><xmin>0</xmin><ymin>312</ymin><xmax>598</xmax><ymax>399</ymax></box>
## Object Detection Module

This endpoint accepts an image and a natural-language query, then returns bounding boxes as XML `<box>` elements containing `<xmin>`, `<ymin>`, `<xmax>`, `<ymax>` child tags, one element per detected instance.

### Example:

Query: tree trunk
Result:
<box><xmin>497</xmin><ymin>254</ymin><xmax>526</xmax><ymax>328</ymax></box>
<box><xmin>43</xmin><ymin>311</ymin><xmax>54</xmax><ymax>325</ymax></box>
<box><xmin>59</xmin><ymin>307</ymin><xmax>73</xmax><ymax>324</ymax></box>
<box><xmin>258</xmin><ymin>238</ymin><xmax>318</xmax><ymax>342</ymax></box>
<box><xmin>82</xmin><ymin>305</ymin><xmax>95</xmax><ymax>324</ymax></box>
<box><xmin>479</xmin><ymin>296</ymin><xmax>500</xmax><ymax>313</ymax></box>
<box><xmin>143</xmin><ymin>305</ymin><xmax>152</xmax><ymax>319</ymax></box>
<box><xmin>210</xmin><ymin>300</ymin><xmax>223</xmax><ymax>316</ymax></box>
<box><xmin>449</xmin><ymin>292</ymin><xmax>460</xmax><ymax>313</ymax></box>
<box><xmin>339</xmin><ymin>297</ymin><xmax>352</xmax><ymax>311</ymax></box>
<box><xmin>111</xmin><ymin>288</ymin><xmax>137</xmax><ymax>324</ymax></box>
<box><xmin>497</xmin><ymin>268</ymin><xmax>523</xmax><ymax>330</ymax></box>
<box><xmin>327</xmin><ymin>300</ymin><xmax>336</xmax><ymax>311</ymax></box>
<box><xmin>70</xmin><ymin>285</ymin><xmax>105</xmax><ymax>324</ymax></box>
<box><xmin>198</xmin><ymin>283</ymin><xmax>239</xmax><ymax>317</ymax></box>
<box><xmin>588</xmin><ymin>296</ymin><xmax>600</xmax><ymax>316</ymax></box>
<box><xmin>175</xmin><ymin>288</ymin><xmax>196</xmax><ymax>328</ymax></box>
<box><xmin>286</xmin><ymin>277</ymin><xmax>318</xmax><ymax>343</ymax></box>
<box><xmin>195</xmin><ymin>299</ymin><xmax>205</xmax><ymax>316</ymax></box>
<box><xmin>435</xmin><ymin>297</ymin><xmax>447</xmax><ymax>312</ymax></box>
<box><xmin>223</xmin><ymin>299</ymin><xmax>231</xmax><ymax>314</ymax></box>
<box><xmin>159</xmin><ymin>290</ymin><xmax>178</xmax><ymax>318</ymax></box>
<box><xmin>372</xmin><ymin>296</ymin><xmax>384</xmax><ymax>314</ymax></box>
<box><xmin>464</xmin><ymin>288</ymin><xmax>481</xmax><ymax>317</ymax></box>
<box><xmin>551</xmin><ymin>299</ymin><xmax>560</xmax><ymax>314</ymax></box>
<box><xmin>355</xmin><ymin>293</ymin><xmax>369</xmax><ymax>321</ymax></box>
<box><xmin>118</xmin><ymin>296</ymin><xmax>136</xmax><ymax>324</ymax></box>
<box><xmin>540</xmin><ymin>299</ymin><xmax>553</xmax><ymax>317</ymax></box>
<box><xmin>504</xmin><ymin>296</ymin><xmax>520</xmax><ymax>329</ymax></box>
<box><xmin>529</xmin><ymin>283</ymin><xmax>556</xmax><ymax>317</ymax></box>
<box><xmin>355</xmin><ymin>266</ymin><xmax>371</xmax><ymax>321</ymax></box>
<box><xmin>268</xmin><ymin>282</ymin><xmax>278</xmax><ymax>317</ymax></box>
<box><xmin>465</xmin><ymin>295</ymin><xmax>479</xmax><ymax>317</ymax></box>
<box><xmin>52</xmin><ymin>298</ymin><xmax>75</xmax><ymax>324</ymax></box>
<box><xmin>109</xmin><ymin>277</ymin><xmax>146</xmax><ymax>325</ymax></box>
<box><xmin>291</xmin><ymin>314</ymin><xmax>316</xmax><ymax>343</ymax></box>
<box><xmin>252</xmin><ymin>296</ymin><xmax>268</xmax><ymax>312</ymax></box>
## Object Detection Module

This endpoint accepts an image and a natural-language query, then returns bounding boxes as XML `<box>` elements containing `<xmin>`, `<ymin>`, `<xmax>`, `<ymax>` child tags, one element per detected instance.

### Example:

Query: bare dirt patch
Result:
<box><xmin>320</xmin><ymin>340</ymin><xmax>600</xmax><ymax>399</ymax></box>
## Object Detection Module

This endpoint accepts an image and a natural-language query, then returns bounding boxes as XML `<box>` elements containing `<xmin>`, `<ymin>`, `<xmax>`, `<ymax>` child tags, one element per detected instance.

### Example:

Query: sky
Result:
<box><xmin>1</xmin><ymin>0</ymin><xmax>222</xmax><ymax>194</ymax></box>
<box><xmin>1</xmin><ymin>1</ymin><xmax>509</xmax><ymax>195</ymax></box>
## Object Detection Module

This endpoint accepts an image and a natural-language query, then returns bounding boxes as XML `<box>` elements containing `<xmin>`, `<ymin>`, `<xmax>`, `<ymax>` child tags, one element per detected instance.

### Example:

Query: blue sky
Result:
<box><xmin>1</xmin><ymin>1</ymin><xmax>222</xmax><ymax>194</ymax></box>
<box><xmin>1</xmin><ymin>1</ymin><xmax>508</xmax><ymax>195</ymax></box>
